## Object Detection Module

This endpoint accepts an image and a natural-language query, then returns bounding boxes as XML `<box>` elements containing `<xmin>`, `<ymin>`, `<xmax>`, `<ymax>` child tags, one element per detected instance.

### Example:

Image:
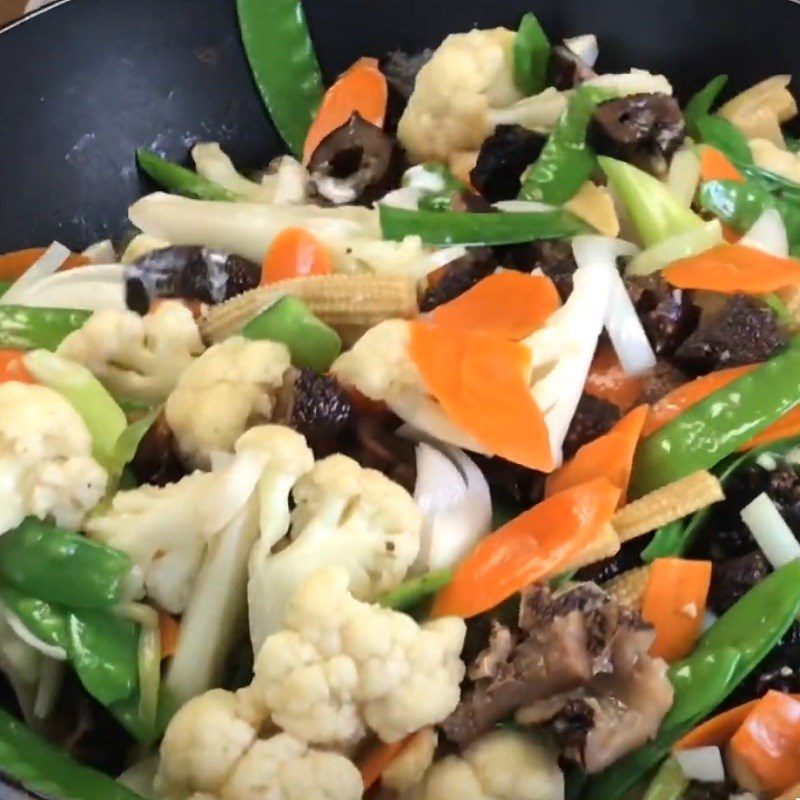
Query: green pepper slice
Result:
<box><xmin>237</xmin><ymin>0</ymin><xmax>324</xmax><ymax>157</ymax></box>
<box><xmin>378</xmin><ymin>569</ymin><xmax>453</xmax><ymax>610</ymax></box>
<box><xmin>695</xmin><ymin>115</ymin><xmax>752</xmax><ymax>164</ymax></box>
<box><xmin>242</xmin><ymin>296</ymin><xmax>342</xmax><ymax>373</ymax></box>
<box><xmin>380</xmin><ymin>205</ymin><xmax>588</xmax><ymax>246</ymax></box>
<box><xmin>630</xmin><ymin>339</ymin><xmax>800</xmax><ymax>496</ymax></box>
<box><xmin>0</xmin><ymin>305</ymin><xmax>91</xmax><ymax>351</ymax></box>
<box><xmin>136</xmin><ymin>149</ymin><xmax>237</xmax><ymax>201</ymax></box>
<box><xmin>0</xmin><ymin>518</ymin><xmax>133</xmax><ymax>609</ymax></box>
<box><xmin>513</xmin><ymin>13</ymin><xmax>551</xmax><ymax>96</ymax></box>
<box><xmin>683</xmin><ymin>74</ymin><xmax>728</xmax><ymax>137</ymax></box>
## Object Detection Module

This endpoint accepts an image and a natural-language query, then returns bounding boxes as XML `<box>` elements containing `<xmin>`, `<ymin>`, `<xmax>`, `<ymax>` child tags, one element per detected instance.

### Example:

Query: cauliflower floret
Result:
<box><xmin>414</xmin><ymin>730</ymin><xmax>564</xmax><ymax>800</ymax></box>
<box><xmin>248</xmin><ymin>454</ymin><xmax>422</xmax><ymax>650</ymax></box>
<box><xmin>157</xmin><ymin>690</ymin><xmax>362</xmax><ymax>800</ymax></box>
<box><xmin>165</xmin><ymin>337</ymin><xmax>292</xmax><ymax>469</ymax></box>
<box><xmin>330</xmin><ymin>320</ymin><xmax>485</xmax><ymax>452</ymax></box>
<box><xmin>57</xmin><ymin>301</ymin><xmax>205</xmax><ymax>403</ymax></box>
<box><xmin>0</xmin><ymin>382</ymin><xmax>107</xmax><ymax>534</ymax></box>
<box><xmin>248</xmin><ymin>566</ymin><xmax>466</xmax><ymax>746</ymax></box>
<box><xmin>87</xmin><ymin>425</ymin><xmax>312</xmax><ymax>614</ymax></box>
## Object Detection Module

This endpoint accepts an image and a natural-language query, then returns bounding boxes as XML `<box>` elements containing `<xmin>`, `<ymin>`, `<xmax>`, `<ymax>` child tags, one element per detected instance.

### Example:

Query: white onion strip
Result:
<box><xmin>0</xmin><ymin>241</ymin><xmax>71</xmax><ymax>305</ymax></box>
<box><xmin>675</xmin><ymin>747</ymin><xmax>726</xmax><ymax>783</ymax></box>
<box><xmin>740</xmin><ymin>208</ymin><xmax>789</xmax><ymax>257</ymax></box>
<box><xmin>741</xmin><ymin>492</ymin><xmax>800</xmax><ymax>569</ymax></box>
<box><xmin>604</xmin><ymin>267</ymin><xmax>657</xmax><ymax>374</ymax></box>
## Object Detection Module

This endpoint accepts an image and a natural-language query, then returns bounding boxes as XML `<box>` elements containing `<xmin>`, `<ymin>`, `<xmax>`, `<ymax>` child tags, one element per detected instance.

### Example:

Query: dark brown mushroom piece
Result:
<box><xmin>125</xmin><ymin>246</ymin><xmax>261</xmax><ymax>314</ymax></box>
<box><xmin>494</xmin><ymin>239</ymin><xmax>578</xmax><ymax>301</ymax></box>
<box><xmin>379</xmin><ymin>48</ymin><xmax>433</xmax><ymax>133</ymax></box>
<box><xmin>589</xmin><ymin>93</ymin><xmax>686</xmax><ymax>174</ymax></box>
<box><xmin>636</xmin><ymin>360</ymin><xmax>689</xmax><ymax>404</ymax></box>
<box><xmin>470</xmin><ymin>124</ymin><xmax>546</xmax><ymax>202</ymax></box>
<box><xmin>548</xmin><ymin>45</ymin><xmax>597</xmax><ymax>91</ymax></box>
<box><xmin>418</xmin><ymin>248</ymin><xmax>496</xmax><ymax>311</ymax></box>
<box><xmin>563</xmin><ymin>394</ymin><xmax>621</xmax><ymax>459</ymax></box>
<box><xmin>307</xmin><ymin>113</ymin><xmax>402</xmax><ymax>206</ymax></box>
<box><xmin>129</xmin><ymin>411</ymin><xmax>189</xmax><ymax>487</ymax></box>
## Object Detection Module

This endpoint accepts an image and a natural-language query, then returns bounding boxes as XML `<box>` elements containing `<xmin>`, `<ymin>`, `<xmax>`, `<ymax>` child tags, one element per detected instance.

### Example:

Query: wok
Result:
<box><xmin>0</xmin><ymin>0</ymin><xmax>799</xmax><ymax>796</ymax></box>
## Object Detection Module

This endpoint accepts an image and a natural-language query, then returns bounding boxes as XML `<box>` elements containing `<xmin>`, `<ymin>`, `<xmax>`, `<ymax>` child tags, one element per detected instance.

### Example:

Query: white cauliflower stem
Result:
<box><xmin>157</xmin><ymin>689</ymin><xmax>363</xmax><ymax>800</ymax></box>
<box><xmin>165</xmin><ymin>337</ymin><xmax>292</xmax><ymax>469</ymax></box>
<box><xmin>248</xmin><ymin>453</ymin><xmax>422</xmax><ymax>650</ymax></box>
<box><xmin>57</xmin><ymin>301</ymin><xmax>205</xmax><ymax>403</ymax></box>
<box><xmin>247</xmin><ymin>566</ymin><xmax>466</xmax><ymax>745</ymax></box>
<box><xmin>0</xmin><ymin>382</ymin><xmax>107</xmax><ymax>535</ymax></box>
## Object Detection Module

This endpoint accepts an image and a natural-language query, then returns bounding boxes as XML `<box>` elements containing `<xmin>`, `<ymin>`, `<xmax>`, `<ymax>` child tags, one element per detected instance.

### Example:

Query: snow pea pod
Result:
<box><xmin>519</xmin><ymin>86</ymin><xmax>616</xmax><ymax>204</ymax></box>
<box><xmin>0</xmin><ymin>518</ymin><xmax>133</xmax><ymax>609</ymax></box>
<box><xmin>0</xmin><ymin>707</ymin><xmax>145</xmax><ymax>800</ymax></box>
<box><xmin>737</xmin><ymin>162</ymin><xmax>800</xmax><ymax>201</ymax></box>
<box><xmin>640</xmin><ymin>757</ymin><xmax>687</xmax><ymax>800</ymax></box>
<box><xmin>379</xmin><ymin>205</ymin><xmax>589</xmax><ymax>245</ymax></box>
<box><xmin>0</xmin><ymin>305</ymin><xmax>91</xmax><ymax>351</ymax></box>
<box><xmin>378</xmin><ymin>569</ymin><xmax>453</xmax><ymax>610</ymax></box>
<box><xmin>237</xmin><ymin>0</ymin><xmax>324</xmax><ymax>157</ymax></box>
<box><xmin>630</xmin><ymin>340</ymin><xmax>800</xmax><ymax>496</ymax></box>
<box><xmin>683</xmin><ymin>74</ymin><xmax>728</xmax><ymax>137</ymax></box>
<box><xmin>136</xmin><ymin>149</ymin><xmax>237</xmax><ymax>201</ymax></box>
<box><xmin>695</xmin><ymin>115</ymin><xmax>752</xmax><ymax>164</ymax></box>
<box><xmin>513</xmin><ymin>13</ymin><xmax>551</xmax><ymax>96</ymax></box>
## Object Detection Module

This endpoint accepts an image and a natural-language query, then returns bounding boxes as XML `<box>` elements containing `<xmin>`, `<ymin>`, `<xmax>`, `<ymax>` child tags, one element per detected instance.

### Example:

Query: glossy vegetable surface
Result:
<box><xmin>0</xmin><ymin>306</ymin><xmax>91</xmax><ymax>351</ymax></box>
<box><xmin>136</xmin><ymin>149</ymin><xmax>237</xmax><ymax>201</ymax></box>
<box><xmin>513</xmin><ymin>13</ymin><xmax>550</xmax><ymax>95</ymax></box>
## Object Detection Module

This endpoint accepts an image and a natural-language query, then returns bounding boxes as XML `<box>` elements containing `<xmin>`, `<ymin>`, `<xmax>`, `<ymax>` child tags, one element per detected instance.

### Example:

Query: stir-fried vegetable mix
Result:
<box><xmin>5</xmin><ymin>7</ymin><xmax>800</xmax><ymax>800</ymax></box>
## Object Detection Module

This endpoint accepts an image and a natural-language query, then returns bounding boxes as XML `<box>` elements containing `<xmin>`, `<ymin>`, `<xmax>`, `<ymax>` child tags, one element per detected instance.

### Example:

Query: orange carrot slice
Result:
<box><xmin>261</xmin><ymin>227</ymin><xmax>333</xmax><ymax>284</ymax></box>
<box><xmin>675</xmin><ymin>699</ymin><xmax>761</xmax><ymax>751</ymax></box>
<box><xmin>585</xmin><ymin>345</ymin><xmax>643</xmax><ymax>412</ymax></box>
<box><xmin>545</xmin><ymin>404</ymin><xmax>649</xmax><ymax>502</ymax></box>
<box><xmin>728</xmin><ymin>691</ymin><xmax>800</xmax><ymax>794</ymax></box>
<box><xmin>302</xmin><ymin>57</ymin><xmax>388</xmax><ymax>163</ymax></box>
<box><xmin>641</xmin><ymin>558</ymin><xmax>712</xmax><ymax>661</ymax></box>
<box><xmin>430</xmin><ymin>272</ymin><xmax>560</xmax><ymax>339</ymax></box>
<box><xmin>699</xmin><ymin>146</ymin><xmax>745</xmax><ymax>183</ymax></box>
<box><xmin>359</xmin><ymin>735</ymin><xmax>416</xmax><ymax>791</ymax></box>
<box><xmin>410</xmin><ymin>322</ymin><xmax>553</xmax><ymax>471</ymax></box>
<box><xmin>642</xmin><ymin>365</ymin><xmax>755</xmax><ymax>437</ymax></box>
<box><xmin>430</xmin><ymin>478</ymin><xmax>621</xmax><ymax>619</ymax></box>
<box><xmin>743</xmin><ymin>404</ymin><xmax>800</xmax><ymax>451</ymax></box>
<box><xmin>0</xmin><ymin>248</ymin><xmax>89</xmax><ymax>281</ymax></box>
<box><xmin>664</xmin><ymin>244</ymin><xmax>800</xmax><ymax>293</ymax></box>
<box><xmin>0</xmin><ymin>350</ymin><xmax>34</xmax><ymax>384</ymax></box>
<box><xmin>158</xmin><ymin>611</ymin><xmax>180</xmax><ymax>660</ymax></box>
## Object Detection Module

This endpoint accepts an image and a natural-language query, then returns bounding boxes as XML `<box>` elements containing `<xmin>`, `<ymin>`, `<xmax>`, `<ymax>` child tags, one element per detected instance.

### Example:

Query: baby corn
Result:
<box><xmin>604</xmin><ymin>565</ymin><xmax>651</xmax><ymax>610</ymax></box>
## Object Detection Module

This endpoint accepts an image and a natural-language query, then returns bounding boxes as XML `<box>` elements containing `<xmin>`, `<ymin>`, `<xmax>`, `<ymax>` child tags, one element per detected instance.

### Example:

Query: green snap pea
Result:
<box><xmin>237</xmin><ymin>0</ymin><xmax>324</xmax><ymax>157</ymax></box>
<box><xmin>695</xmin><ymin>115</ymin><xmax>752</xmax><ymax>164</ymax></box>
<box><xmin>243</xmin><ymin>296</ymin><xmax>342</xmax><ymax>373</ymax></box>
<box><xmin>136</xmin><ymin>149</ymin><xmax>237</xmax><ymax>201</ymax></box>
<box><xmin>513</xmin><ymin>13</ymin><xmax>551</xmax><ymax>96</ymax></box>
<box><xmin>378</xmin><ymin>569</ymin><xmax>453</xmax><ymax>610</ymax></box>
<box><xmin>380</xmin><ymin>205</ymin><xmax>589</xmax><ymax>246</ymax></box>
<box><xmin>630</xmin><ymin>340</ymin><xmax>800</xmax><ymax>496</ymax></box>
<box><xmin>640</xmin><ymin>757</ymin><xmax>688</xmax><ymax>800</ymax></box>
<box><xmin>0</xmin><ymin>584</ymin><xmax>70</xmax><ymax>652</ymax></box>
<box><xmin>111</xmin><ymin>408</ymin><xmax>160</xmax><ymax>474</ymax></box>
<box><xmin>519</xmin><ymin>86</ymin><xmax>616</xmax><ymax>204</ymax></box>
<box><xmin>0</xmin><ymin>707</ymin><xmax>145</xmax><ymax>800</ymax></box>
<box><xmin>786</xmin><ymin>136</ymin><xmax>800</xmax><ymax>154</ymax></box>
<box><xmin>0</xmin><ymin>518</ymin><xmax>133</xmax><ymax>609</ymax></box>
<box><xmin>737</xmin><ymin>161</ymin><xmax>800</xmax><ymax>200</ymax></box>
<box><xmin>683</xmin><ymin>75</ymin><xmax>728</xmax><ymax>136</ymax></box>
<box><xmin>0</xmin><ymin>305</ymin><xmax>90</xmax><ymax>351</ymax></box>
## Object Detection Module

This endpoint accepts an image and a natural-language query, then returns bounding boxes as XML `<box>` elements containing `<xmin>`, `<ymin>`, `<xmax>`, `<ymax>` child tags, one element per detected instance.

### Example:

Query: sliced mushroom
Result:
<box><xmin>307</xmin><ymin>112</ymin><xmax>402</xmax><ymax>206</ymax></box>
<box><xmin>125</xmin><ymin>246</ymin><xmax>261</xmax><ymax>313</ymax></box>
<box><xmin>548</xmin><ymin>44</ymin><xmax>598</xmax><ymax>91</ymax></box>
<box><xmin>471</xmin><ymin>124</ymin><xmax>546</xmax><ymax>202</ymax></box>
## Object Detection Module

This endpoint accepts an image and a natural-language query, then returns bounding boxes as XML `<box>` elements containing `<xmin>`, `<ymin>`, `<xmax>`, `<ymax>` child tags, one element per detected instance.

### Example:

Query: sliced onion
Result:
<box><xmin>82</xmin><ymin>239</ymin><xmax>117</xmax><ymax>264</ymax></box>
<box><xmin>116</xmin><ymin>603</ymin><xmax>160</xmax><ymax>737</ymax></box>
<box><xmin>0</xmin><ymin>241</ymin><xmax>71</xmax><ymax>305</ymax></box>
<box><xmin>675</xmin><ymin>747</ymin><xmax>726</xmax><ymax>783</ymax></box>
<box><xmin>270</xmin><ymin>156</ymin><xmax>309</xmax><ymax>206</ymax></box>
<box><xmin>33</xmin><ymin>659</ymin><xmax>63</xmax><ymax>720</ymax></box>
<box><xmin>425</xmin><ymin>245</ymin><xmax>468</xmax><ymax>270</ymax></box>
<box><xmin>666</xmin><ymin>147</ymin><xmax>701</xmax><ymax>208</ymax></box>
<box><xmin>741</xmin><ymin>492</ymin><xmax>800</xmax><ymax>569</ymax></box>
<box><xmin>605</xmin><ymin>266</ymin><xmax>656</xmax><ymax>374</ymax></box>
<box><xmin>412</xmin><ymin>441</ymin><xmax>492</xmax><ymax>573</ymax></box>
<box><xmin>380</xmin><ymin>187</ymin><xmax>422</xmax><ymax>210</ymax></box>
<box><xmin>4</xmin><ymin>263</ymin><xmax>127</xmax><ymax>311</ymax></box>
<box><xmin>0</xmin><ymin>602</ymin><xmax>66</xmax><ymax>661</ymax></box>
<box><xmin>626</xmin><ymin>220</ymin><xmax>723</xmax><ymax>277</ymax></box>
<box><xmin>403</xmin><ymin>165</ymin><xmax>448</xmax><ymax>194</ymax></box>
<box><xmin>493</xmin><ymin>199</ymin><xmax>556</xmax><ymax>213</ymax></box>
<box><xmin>564</xmin><ymin>34</ymin><xmax>598</xmax><ymax>68</ymax></box>
<box><xmin>740</xmin><ymin>208</ymin><xmax>789</xmax><ymax>257</ymax></box>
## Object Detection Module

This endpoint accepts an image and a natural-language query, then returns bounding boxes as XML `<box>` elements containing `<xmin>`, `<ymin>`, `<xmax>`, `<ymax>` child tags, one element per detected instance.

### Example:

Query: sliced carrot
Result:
<box><xmin>0</xmin><ymin>248</ymin><xmax>89</xmax><ymax>281</ymax></box>
<box><xmin>699</xmin><ymin>145</ymin><xmax>745</xmax><ymax>184</ymax></box>
<box><xmin>722</xmin><ymin>224</ymin><xmax>741</xmax><ymax>244</ymax></box>
<box><xmin>158</xmin><ymin>611</ymin><xmax>180</xmax><ymax>660</ymax></box>
<box><xmin>675</xmin><ymin>699</ymin><xmax>761</xmax><ymax>751</ymax></box>
<box><xmin>743</xmin><ymin>404</ymin><xmax>800</xmax><ymax>450</ymax></box>
<box><xmin>302</xmin><ymin>57</ymin><xmax>388</xmax><ymax>163</ymax></box>
<box><xmin>545</xmin><ymin>405</ymin><xmax>649</xmax><ymax>502</ymax></box>
<box><xmin>359</xmin><ymin>735</ymin><xmax>413</xmax><ymax>791</ymax></box>
<box><xmin>410</xmin><ymin>322</ymin><xmax>553</xmax><ymax>471</ymax></box>
<box><xmin>643</xmin><ymin>365</ymin><xmax>755</xmax><ymax>437</ymax></box>
<box><xmin>728</xmin><ymin>691</ymin><xmax>800</xmax><ymax>794</ymax></box>
<box><xmin>0</xmin><ymin>350</ymin><xmax>34</xmax><ymax>384</ymax></box>
<box><xmin>430</xmin><ymin>272</ymin><xmax>560</xmax><ymax>339</ymax></box>
<box><xmin>430</xmin><ymin>478</ymin><xmax>621</xmax><ymax>619</ymax></box>
<box><xmin>664</xmin><ymin>243</ymin><xmax>800</xmax><ymax>293</ymax></box>
<box><xmin>585</xmin><ymin>345</ymin><xmax>643</xmax><ymax>411</ymax></box>
<box><xmin>261</xmin><ymin>227</ymin><xmax>333</xmax><ymax>284</ymax></box>
<box><xmin>641</xmin><ymin>558</ymin><xmax>712</xmax><ymax>662</ymax></box>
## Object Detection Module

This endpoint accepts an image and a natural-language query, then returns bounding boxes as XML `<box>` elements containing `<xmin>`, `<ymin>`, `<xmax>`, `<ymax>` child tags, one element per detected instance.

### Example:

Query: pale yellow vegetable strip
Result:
<box><xmin>779</xmin><ymin>285</ymin><xmax>800</xmax><ymax>332</ymax></box>
<box><xmin>604</xmin><ymin>565</ymin><xmax>651</xmax><ymax>610</ymax></box>
<box><xmin>612</xmin><ymin>471</ymin><xmax>724</xmax><ymax>542</ymax></box>
<box><xmin>555</xmin><ymin>523</ymin><xmax>621</xmax><ymax>575</ymax></box>
<box><xmin>718</xmin><ymin>75</ymin><xmax>798</xmax><ymax>124</ymax></box>
<box><xmin>200</xmin><ymin>274</ymin><xmax>419</xmax><ymax>342</ymax></box>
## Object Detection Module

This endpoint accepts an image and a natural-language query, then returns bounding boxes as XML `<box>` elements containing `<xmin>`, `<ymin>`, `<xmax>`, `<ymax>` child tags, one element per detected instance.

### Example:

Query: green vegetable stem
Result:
<box><xmin>683</xmin><ymin>74</ymin><xmax>728</xmax><ymax>137</ymax></box>
<box><xmin>378</xmin><ymin>569</ymin><xmax>453</xmax><ymax>610</ymax></box>
<box><xmin>136</xmin><ymin>149</ymin><xmax>237</xmax><ymax>201</ymax></box>
<box><xmin>630</xmin><ymin>339</ymin><xmax>800</xmax><ymax>496</ymax></box>
<box><xmin>519</xmin><ymin>86</ymin><xmax>616</xmax><ymax>204</ymax></box>
<box><xmin>513</xmin><ymin>13</ymin><xmax>551</xmax><ymax>96</ymax></box>
<box><xmin>243</xmin><ymin>296</ymin><xmax>342</xmax><ymax>373</ymax></box>
<box><xmin>380</xmin><ymin>205</ymin><xmax>589</xmax><ymax>246</ymax></box>
<box><xmin>237</xmin><ymin>0</ymin><xmax>324</xmax><ymax>156</ymax></box>
<box><xmin>0</xmin><ymin>305</ymin><xmax>90</xmax><ymax>351</ymax></box>
<box><xmin>695</xmin><ymin>115</ymin><xmax>752</xmax><ymax>164</ymax></box>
